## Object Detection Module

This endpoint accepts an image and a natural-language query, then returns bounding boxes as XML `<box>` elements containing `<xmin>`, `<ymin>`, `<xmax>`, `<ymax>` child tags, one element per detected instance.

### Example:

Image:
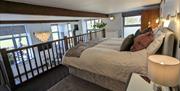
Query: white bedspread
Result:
<box><xmin>63</xmin><ymin>38</ymin><xmax>148</xmax><ymax>83</ymax></box>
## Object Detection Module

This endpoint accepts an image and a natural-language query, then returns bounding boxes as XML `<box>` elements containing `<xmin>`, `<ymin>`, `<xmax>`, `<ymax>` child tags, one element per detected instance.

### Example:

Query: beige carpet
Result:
<box><xmin>48</xmin><ymin>75</ymin><xmax>110</xmax><ymax>91</ymax></box>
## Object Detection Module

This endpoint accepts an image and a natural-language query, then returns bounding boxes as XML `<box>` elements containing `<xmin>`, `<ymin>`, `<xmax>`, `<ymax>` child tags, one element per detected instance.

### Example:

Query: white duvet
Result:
<box><xmin>63</xmin><ymin>38</ymin><xmax>148</xmax><ymax>83</ymax></box>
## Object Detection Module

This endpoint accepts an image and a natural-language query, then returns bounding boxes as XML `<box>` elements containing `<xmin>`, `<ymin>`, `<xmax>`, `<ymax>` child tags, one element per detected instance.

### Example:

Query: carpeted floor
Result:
<box><xmin>15</xmin><ymin>65</ymin><xmax>69</xmax><ymax>91</ymax></box>
<box><xmin>14</xmin><ymin>65</ymin><xmax>110</xmax><ymax>91</ymax></box>
<box><xmin>48</xmin><ymin>75</ymin><xmax>110</xmax><ymax>91</ymax></box>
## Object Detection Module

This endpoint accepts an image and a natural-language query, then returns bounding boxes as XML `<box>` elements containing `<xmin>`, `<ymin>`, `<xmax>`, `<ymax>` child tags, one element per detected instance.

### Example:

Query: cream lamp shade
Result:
<box><xmin>148</xmin><ymin>55</ymin><xmax>180</xmax><ymax>87</ymax></box>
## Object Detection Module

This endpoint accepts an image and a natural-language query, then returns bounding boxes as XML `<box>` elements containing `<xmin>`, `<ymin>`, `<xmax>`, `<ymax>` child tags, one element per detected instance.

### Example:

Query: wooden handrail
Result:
<box><xmin>0</xmin><ymin>49</ymin><xmax>15</xmax><ymax>89</ymax></box>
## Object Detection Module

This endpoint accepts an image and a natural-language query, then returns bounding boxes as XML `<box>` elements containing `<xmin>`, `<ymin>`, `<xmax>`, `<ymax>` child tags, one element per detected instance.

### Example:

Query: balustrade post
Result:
<box><xmin>102</xmin><ymin>29</ymin><xmax>106</xmax><ymax>38</ymax></box>
<box><xmin>64</xmin><ymin>36</ymin><xmax>69</xmax><ymax>51</ymax></box>
<box><xmin>89</xmin><ymin>31</ymin><xmax>92</xmax><ymax>40</ymax></box>
<box><xmin>95</xmin><ymin>30</ymin><xmax>97</xmax><ymax>38</ymax></box>
<box><xmin>73</xmin><ymin>30</ymin><xmax>77</xmax><ymax>45</ymax></box>
<box><xmin>0</xmin><ymin>49</ymin><xmax>15</xmax><ymax>90</ymax></box>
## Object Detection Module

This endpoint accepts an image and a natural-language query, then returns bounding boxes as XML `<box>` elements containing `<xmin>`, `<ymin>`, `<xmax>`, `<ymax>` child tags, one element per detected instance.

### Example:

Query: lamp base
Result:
<box><xmin>152</xmin><ymin>83</ymin><xmax>178</xmax><ymax>91</ymax></box>
<box><xmin>153</xmin><ymin>84</ymin><xmax>162</xmax><ymax>91</ymax></box>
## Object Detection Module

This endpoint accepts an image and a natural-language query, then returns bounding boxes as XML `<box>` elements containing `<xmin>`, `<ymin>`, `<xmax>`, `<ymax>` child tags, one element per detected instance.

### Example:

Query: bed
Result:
<box><xmin>62</xmin><ymin>28</ymin><xmax>175</xmax><ymax>91</ymax></box>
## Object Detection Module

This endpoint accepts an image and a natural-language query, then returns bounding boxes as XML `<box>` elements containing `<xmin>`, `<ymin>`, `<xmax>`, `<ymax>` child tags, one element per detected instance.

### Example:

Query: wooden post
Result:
<box><xmin>73</xmin><ymin>30</ymin><xmax>77</xmax><ymax>45</ymax></box>
<box><xmin>64</xmin><ymin>36</ymin><xmax>68</xmax><ymax>51</ymax></box>
<box><xmin>89</xmin><ymin>31</ymin><xmax>92</xmax><ymax>40</ymax></box>
<box><xmin>102</xmin><ymin>29</ymin><xmax>106</xmax><ymax>38</ymax></box>
<box><xmin>0</xmin><ymin>49</ymin><xmax>15</xmax><ymax>90</ymax></box>
<box><xmin>95</xmin><ymin>31</ymin><xmax>97</xmax><ymax>38</ymax></box>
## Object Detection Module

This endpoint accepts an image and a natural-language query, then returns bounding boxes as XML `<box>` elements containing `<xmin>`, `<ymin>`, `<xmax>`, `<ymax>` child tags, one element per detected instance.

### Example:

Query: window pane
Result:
<box><xmin>91</xmin><ymin>20</ymin><xmax>95</xmax><ymax>29</ymax></box>
<box><xmin>125</xmin><ymin>16</ymin><xmax>141</xmax><ymax>25</ymax></box>
<box><xmin>67</xmin><ymin>24</ymin><xmax>72</xmax><ymax>31</ymax></box>
<box><xmin>52</xmin><ymin>33</ymin><xmax>59</xmax><ymax>40</ymax></box>
<box><xmin>0</xmin><ymin>35</ymin><xmax>12</xmax><ymax>39</ymax></box>
<box><xmin>87</xmin><ymin>21</ymin><xmax>92</xmax><ymax>30</ymax></box>
<box><xmin>69</xmin><ymin>31</ymin><xmax>73</xmax><ymax>37</ymax></box>
<box><xmin>124</xmin><ymin>26</ymin><xmax>140</xmax><ymax>37</ymax></box>
<box><xmin>0</xmin><ymin>39</ymin><xmax>14</xmax><ymax>49</ymax></box>
<box><xmin>15</xmin><ymin>37</ymin><xmax>28</xmax><ymax>48</ymax></box>
<box><xmin>95</xmin><ymin>19</ymin><xmax>99</xmax><ymax>24</ymax></box>
<box><xmin>51</xmin><ymin>25</ymin><xmax>58</xmax><ymax>32</ymax></box>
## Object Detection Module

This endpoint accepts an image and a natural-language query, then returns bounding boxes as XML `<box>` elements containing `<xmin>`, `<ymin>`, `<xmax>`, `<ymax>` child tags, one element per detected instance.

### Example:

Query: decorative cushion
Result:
<box><xmin>142</xmin><ymin>27</ymin><xmax>153</xmax><ymax>34</ymax></box>
<box><xmin>134</xmin><ymin>27</ymin><xmax>153</xmax><ymax>38</ymax></box>
<box><xmin>134</xmin><ymin>29</ymin><xmax>141</xmax><ymax>38</ymax></box>
<box><xmin>146</xmin><ymin>32</ymin><xmax>165</xmax><ymax>55</ymax></box>
<box><xmin>120</xmin><ymin>34</ymin><xmax>134</xmax><ymax>51</ymax></box>
<box><xmin>131</xmin><ymin>32</ymin><xmax>154</xmax><ymax>52</ymax></box>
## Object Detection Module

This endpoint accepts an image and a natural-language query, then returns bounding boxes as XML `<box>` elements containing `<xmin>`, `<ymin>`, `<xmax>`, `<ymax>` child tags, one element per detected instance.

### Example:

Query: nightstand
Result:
<box><xmin>126</xmin><ymin>73</ymin><xmax>179</xmax><ymax>91</ymax></box>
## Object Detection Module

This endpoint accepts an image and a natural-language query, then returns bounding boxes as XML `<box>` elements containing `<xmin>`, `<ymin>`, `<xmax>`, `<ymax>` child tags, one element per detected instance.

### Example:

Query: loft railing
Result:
<box><xmin>0</xmin><ymin>29</ymin><xmax>106</xmax><ymax>90</ymax></box>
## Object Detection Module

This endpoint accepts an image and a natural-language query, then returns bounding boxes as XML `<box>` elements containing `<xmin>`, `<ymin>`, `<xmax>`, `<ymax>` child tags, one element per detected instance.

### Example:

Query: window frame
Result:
<box><xmin>51</xmin><ymin>24</ymin><xmax>60</xmax><ymax>40</ymax></box>
<box><xmin>67</xmin><ymin>23</ymin><xmax>73</xmax><ymax>37</ymax></box>
<box><xmin>0</xmin><ymin>33</ymin><xmax>29</xmax><ymax>50</ymax></box>
<box><xmin>86</xmin><ymin>19</ymin><xmax>101</xmax><ymax>32</ymax></box>
<box><xmin>123</xmin><ymin>15</ymin><xmax>141</xmax><ymax>37</ymax></box>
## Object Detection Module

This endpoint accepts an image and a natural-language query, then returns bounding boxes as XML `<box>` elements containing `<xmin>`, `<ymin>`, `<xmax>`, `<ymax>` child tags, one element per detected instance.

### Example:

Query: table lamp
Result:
<box><xmin>148</xmin><ymin>55</ymin><xmax>180</xmax><ymax>91</ymax></box>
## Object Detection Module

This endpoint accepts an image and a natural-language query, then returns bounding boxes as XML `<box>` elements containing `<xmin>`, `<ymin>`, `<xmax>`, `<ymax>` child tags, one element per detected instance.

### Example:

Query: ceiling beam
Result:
<box><xmin>0</xmin><ymin>1</ymin><xmax>108</xmax><ymax>18</ymax></box>
<box><xmin>0</xmin><ymin>20</ymin><xmax>79</xmax><ymax>24</ymax></box>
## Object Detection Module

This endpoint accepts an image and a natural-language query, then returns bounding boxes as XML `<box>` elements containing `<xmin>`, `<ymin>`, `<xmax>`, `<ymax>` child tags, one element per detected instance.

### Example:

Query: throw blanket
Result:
<box><xmin>65</xmin><ymin>39</ymin><xmax>105</xmax><ymax>57</ymax></box>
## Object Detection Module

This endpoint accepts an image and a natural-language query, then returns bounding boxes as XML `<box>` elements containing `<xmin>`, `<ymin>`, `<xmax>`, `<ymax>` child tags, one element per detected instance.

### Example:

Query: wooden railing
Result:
<box><xmin>0</xmin><ymin>30</ymin><xmax>105</xmax><ymax>90</ymax></box>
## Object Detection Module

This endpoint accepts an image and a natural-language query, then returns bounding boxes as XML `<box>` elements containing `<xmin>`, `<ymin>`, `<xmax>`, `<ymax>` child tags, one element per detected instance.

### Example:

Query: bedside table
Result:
<box><xmin>126</xmin><ymin>73</ymin><xmax>179</xmax><ymax>91</ymax></box>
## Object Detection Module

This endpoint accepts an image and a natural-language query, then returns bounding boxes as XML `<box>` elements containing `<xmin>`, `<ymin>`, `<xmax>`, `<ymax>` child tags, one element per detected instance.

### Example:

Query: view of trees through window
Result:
<box><xmin>86</xmin><ymin>19</ymin><xmax>102</xmax><ymax>31</ymax></box>
<box><xmin>0</xmin><ymin>33</ymin><xmax>29</xmax><ymax>50</ymax></box>
<box><xmin>51</xmin><ymin>23</ymin><xmax>73</xmax><ymax>40</ymax></box>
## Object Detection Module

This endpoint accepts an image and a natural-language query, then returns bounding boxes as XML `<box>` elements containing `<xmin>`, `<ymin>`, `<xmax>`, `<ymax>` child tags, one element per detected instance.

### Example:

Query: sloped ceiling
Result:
<box><xmin>6</xmin><ymin>0</ymin><xmax>161</xmax><ymax>14</ymax></box>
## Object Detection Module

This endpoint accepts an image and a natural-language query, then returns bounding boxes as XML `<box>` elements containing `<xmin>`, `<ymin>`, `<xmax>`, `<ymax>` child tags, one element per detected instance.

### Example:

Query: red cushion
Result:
<box><xmin>131</xmin><ymin>32</ymin><xmax>154</xmax><ymax>52</ymax></box>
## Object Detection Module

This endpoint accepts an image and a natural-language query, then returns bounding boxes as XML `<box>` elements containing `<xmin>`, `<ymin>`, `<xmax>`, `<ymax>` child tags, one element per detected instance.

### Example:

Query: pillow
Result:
<box><xmin>142</xmin><ymin>27</ymin><xmax>153</xmax><ymax>34</ymax></box>
<box><xmin>134</xmin><ymin>27</ymin><xmax>153</xmax><ymax>38</ymax></box>
<box><xmin>146</xmin><ymin>32</ymin><xmax>165</xmax><ymax>55</ymax></box>
<box><xmin>120</xmin><ymin>34</ymin><xmax>134</xmax><ymax>51</ymax></box>
<box><xmin>134</xmin><ymin>29</ymin><xmax>141</xmax><ymax>38</ymax></box>
<box><xmin>130</xmin><ymin>32</ymin><xmax>154</xmax><ymax>52</ymax></box>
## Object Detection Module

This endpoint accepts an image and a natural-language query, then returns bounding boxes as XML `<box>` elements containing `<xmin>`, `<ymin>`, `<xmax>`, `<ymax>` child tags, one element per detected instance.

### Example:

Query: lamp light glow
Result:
<box><xmin>163</xmin><ymin>19</ymin><xmax>170</xmax><ymax>27</ymax></box>
<box><xmin>109</xmin><ymin>16</ymin><xmax>115</xmax><ymax>21</ymax></box>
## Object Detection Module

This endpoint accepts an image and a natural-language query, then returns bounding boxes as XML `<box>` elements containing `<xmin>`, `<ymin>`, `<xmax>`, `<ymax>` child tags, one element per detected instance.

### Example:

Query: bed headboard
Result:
<box><xmin>158</xmin><ymin>28</ymin><xmax>175</xmax><ymax>56</ymax></box>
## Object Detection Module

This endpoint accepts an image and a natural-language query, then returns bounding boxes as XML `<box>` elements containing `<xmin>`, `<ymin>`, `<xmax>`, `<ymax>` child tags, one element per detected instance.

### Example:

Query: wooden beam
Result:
<box><xmin>0</xmin><ymin>1</ymin><xmax>108</xmax><ymax>17</ymax></box>
<box><xmin>0</xmin><ymin>20</ymin><xmax>79</xmax><ymax>24</ymax></box>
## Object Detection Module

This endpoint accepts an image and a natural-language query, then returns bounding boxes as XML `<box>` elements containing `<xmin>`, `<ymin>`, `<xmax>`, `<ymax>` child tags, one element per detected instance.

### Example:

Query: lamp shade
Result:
<box><xmin>148</xmin><ymin>55</ymin><xmax>180</xmax><ymax>87</ymax></box>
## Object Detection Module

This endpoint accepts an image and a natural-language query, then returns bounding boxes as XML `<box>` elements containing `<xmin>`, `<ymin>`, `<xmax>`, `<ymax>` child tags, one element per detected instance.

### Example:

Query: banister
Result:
<box><xmin>0</xmin><ymin>49</ymin><xmax>15</xmax><ymax>90</ymax></box>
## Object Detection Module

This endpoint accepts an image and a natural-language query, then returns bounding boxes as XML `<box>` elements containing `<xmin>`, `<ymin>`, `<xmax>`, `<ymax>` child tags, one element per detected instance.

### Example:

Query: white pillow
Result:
<box><xmin>146</xmin><ymin>32</ymin><xmax>165</xmax><ymax>55</ymax></box>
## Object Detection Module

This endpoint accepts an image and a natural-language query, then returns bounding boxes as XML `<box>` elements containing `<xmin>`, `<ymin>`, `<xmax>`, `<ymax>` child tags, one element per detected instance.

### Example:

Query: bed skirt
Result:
<box><xmin>69</xmin><ymin>66</ymin><xmax>126</xmax><ymax>91</ymax></box>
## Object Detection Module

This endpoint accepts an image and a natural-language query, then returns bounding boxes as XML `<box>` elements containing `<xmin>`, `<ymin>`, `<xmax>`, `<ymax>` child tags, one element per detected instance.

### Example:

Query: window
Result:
<box><xmin>0</xmin><ymin>26</ymin><xmax>29</xmax><ymax>50</ymax></box>
<box><xmin>123</xmin><ymin>15</ymin><xmax>141</xmax><ymax>37</ymax></box>
<box><xmin>67</xmin><ymin>23</ymin><xmax>73</xmax><ymax>37</ymax></box>
<box><xmin>86</xmin><ymin>19</ymin><xmax>101</xmax><ymax>31</ymax></box>
<box><xmin>51</xmin><ymin>24</ymin><xmax>60</xmax><ymax>40</ymax></box>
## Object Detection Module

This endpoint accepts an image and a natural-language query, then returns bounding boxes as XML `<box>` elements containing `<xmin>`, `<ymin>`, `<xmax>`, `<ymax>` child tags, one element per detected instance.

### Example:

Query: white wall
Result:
<box><xmin>25</xmin><ymin>21</ymin><xmax>83</xmax><ymax>45</ymax></box>
<box><xmin>160</xmin><ymin>0</ymin><xmax>180</xmax><ymax>88</ymax></box>
<box><xmin>102</xmin><ymin>13</ymin><xmax>123</xmax><ymax>38</ymax></box>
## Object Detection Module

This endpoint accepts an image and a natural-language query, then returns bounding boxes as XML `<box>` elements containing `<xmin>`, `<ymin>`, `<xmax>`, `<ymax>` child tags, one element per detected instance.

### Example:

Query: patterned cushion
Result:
<box><xmin>134</xmin><ymin>27</ymin><xmax>153</xmax><ymax>38</ymax></box>
<box><xmin>131</xmin><ymin>32</ymin><xmax>154</xmax><ymax>52</ymax></box>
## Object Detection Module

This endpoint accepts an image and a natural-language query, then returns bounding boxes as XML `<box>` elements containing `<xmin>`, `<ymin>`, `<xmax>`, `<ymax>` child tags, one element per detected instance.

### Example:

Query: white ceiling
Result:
<box><xmin>7</xmin><ymin>0</ymin><xmax>161</xmax><ymax>14</ymax></box>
